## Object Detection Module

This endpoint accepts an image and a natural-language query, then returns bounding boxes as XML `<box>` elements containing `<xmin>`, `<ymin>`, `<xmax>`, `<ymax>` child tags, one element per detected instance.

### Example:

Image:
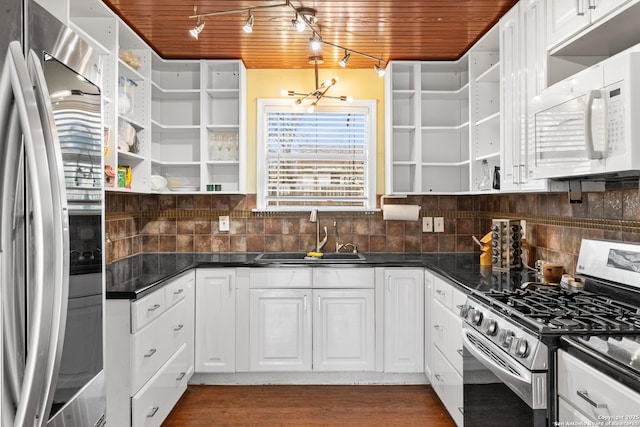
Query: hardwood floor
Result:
<box><xmin>162</xmin><ymin>385</ymin><xmax>456</xmax><ymax>426</ymax></box>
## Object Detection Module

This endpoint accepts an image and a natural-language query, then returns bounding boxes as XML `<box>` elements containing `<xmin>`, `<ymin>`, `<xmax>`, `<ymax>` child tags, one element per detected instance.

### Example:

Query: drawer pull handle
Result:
<box><xmin>173</xmin><ymin>324</ymin><xmax>184</xmax><ymax>332</ymax></box>
<box><xmin>434</xmin><ymin>374</ymin><xmax>443</xmax><ymax>382</ymax></box>
<box><xmin>433</xmin><ymin>325</ymin><xmax>443</xmax><ymax>331</ymax></box>
<box><xmin>144</xmin><ymin>349</ymin><xmax>157</xmax><ymax>358</ymax></box>
<box><xmin>176</xmin><ymin>372</ymin><xmax>186</xmax><ymax>381</ymax></box>
<box><xmin>457</xmin><ymin>349</ymin><xmax>464</xmax><ymax>356</ymax></box>
<box><xmin>147</xmin><ymin>406</ymin><xmax>159</xmax><ymax>418</ymax></box>
<box><xmin>148</xmin><ymin>304</ymin><xmax>161</xmax><ymax>312</ymax></box>
<box><xmin>173</xmin><ymin>289</ymin><xmax>184</xmax><ymax>295</ymax></box>
<box><xmin>577</xmin><ymin>390</ymin><xmax>607</xmax><ymax>408</ymax></box>
<box><xmin>458</xmin><ymin>407</ymin><xmax>464</xmax><ymax>415</ymax></box>
<box><xmin>436</xmin><ymin>290</ymin><xmax>445</xmax><ymax>296</ymax></box>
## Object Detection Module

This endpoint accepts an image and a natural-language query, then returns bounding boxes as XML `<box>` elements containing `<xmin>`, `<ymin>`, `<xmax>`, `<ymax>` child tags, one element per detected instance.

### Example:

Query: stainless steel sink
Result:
<box><xmin>253</xmin><ymin>252</ymin><xmax>366</xmax><ymax>263</ymax></box>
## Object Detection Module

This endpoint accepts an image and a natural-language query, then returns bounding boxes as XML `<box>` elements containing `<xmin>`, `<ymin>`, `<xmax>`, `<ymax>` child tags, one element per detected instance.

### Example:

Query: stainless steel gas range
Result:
<box><xmin>460</xmin><ymin>239</ymin><xmax>640</xmax><ymax>426</ymax></box>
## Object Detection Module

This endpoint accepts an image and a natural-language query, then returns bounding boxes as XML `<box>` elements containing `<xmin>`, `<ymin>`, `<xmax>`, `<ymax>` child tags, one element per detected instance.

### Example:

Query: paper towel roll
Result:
<box><xmin>382</xmin><ymin>204</ymin><xmax>420</xmax><ymax>221</ymax></box>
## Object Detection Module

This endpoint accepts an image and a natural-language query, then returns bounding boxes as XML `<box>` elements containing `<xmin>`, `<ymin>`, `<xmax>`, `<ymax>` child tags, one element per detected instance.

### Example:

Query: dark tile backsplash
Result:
<box><xmin>106</xmin><ymin>190</ymin><xmax>640</xmax><ymax>275</ymax></box>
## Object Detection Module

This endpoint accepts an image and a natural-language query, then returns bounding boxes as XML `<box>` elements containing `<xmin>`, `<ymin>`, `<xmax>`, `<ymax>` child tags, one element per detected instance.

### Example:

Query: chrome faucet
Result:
<box><xmin>309</xmin><ymin>209</ymin><xmax>328</xmax><ymax>252</ymax></box>
<box><xmin>334</xmin><ymin>221</ymin><xmax>358</xmax><ymax>253</ymax></box>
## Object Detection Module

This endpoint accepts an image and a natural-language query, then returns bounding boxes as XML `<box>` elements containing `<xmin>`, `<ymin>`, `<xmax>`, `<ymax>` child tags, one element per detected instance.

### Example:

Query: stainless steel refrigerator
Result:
<box><xmin>1</xmin><ymin>1</ymin><xmax>106</xmax><ymax>426</ymax></box>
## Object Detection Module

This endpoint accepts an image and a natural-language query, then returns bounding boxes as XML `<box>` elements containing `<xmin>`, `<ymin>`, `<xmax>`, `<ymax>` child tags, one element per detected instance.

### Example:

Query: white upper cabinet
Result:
<box><xmin>500</xmin><ymin>0</ymin><xmax>549</xmax><ymax>192</ymax></box>
<box><xmin>385</xmin><ymin>60</ymin><xmax>470</xmax><ymax>194</ymax></box>
<box><xmin>547</xmin><ymin>0</ymin><xmax>635</xmax><ymax>51</ymax></box>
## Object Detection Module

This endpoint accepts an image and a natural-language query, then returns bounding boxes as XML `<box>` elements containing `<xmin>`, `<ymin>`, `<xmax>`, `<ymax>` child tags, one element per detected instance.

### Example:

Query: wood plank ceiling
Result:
<box><xmin>102</xmin><ymin>0</ymin><xmax>518</xmax><ymax>69</ymax></box>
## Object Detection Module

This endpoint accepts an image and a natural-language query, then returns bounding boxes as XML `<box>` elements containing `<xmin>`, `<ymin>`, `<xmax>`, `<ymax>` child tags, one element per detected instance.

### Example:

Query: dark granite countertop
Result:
<box><xmin>106</xmin><ymin>252</ymin><xmax>533</xmax><ymax>300</ymax></box>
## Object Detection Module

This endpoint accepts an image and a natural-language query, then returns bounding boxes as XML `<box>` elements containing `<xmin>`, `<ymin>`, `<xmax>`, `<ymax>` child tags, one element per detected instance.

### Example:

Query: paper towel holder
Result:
<box><xmin>380</xmin><ymin>195</ymin><xmax>421</xmax><ymax>221</ymax></box>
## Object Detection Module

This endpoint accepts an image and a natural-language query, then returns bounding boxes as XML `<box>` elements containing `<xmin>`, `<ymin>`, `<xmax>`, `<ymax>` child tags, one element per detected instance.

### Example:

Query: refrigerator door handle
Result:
<box><xmin>0</xmin><ymin>40</ymin><xmax>60</xmax><ymax>426</ymax></box>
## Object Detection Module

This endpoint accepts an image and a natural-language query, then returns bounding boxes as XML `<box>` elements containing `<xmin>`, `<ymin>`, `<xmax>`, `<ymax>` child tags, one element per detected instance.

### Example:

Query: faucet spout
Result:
<box><xmin>309</xmin><ymin>209</ymin><xmax>327</xmax><ymax>252</ymax></box>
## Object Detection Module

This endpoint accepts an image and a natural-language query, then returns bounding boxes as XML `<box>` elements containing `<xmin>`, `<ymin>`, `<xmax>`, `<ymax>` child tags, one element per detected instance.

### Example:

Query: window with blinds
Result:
<box><xmin>257</xmin><ymin>99</ymin><xmax>376</xmax><ymax>210</ymax></box>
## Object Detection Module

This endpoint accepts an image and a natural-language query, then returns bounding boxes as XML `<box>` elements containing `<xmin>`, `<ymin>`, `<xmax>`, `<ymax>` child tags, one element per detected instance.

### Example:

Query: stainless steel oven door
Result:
<box><xmin>462</xmin><ymin>324</ymin><xmax>548</xmax><ymax>426</ymax></box>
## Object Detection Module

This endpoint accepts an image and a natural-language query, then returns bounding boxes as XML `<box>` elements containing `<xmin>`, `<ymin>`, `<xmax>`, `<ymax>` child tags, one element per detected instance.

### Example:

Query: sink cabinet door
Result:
<box><xmin>195</xmin><ymin>269</ymin><xmax>236</xmax><ymax>373</ymax></box>
<box><xmin>312</xmin><ymin>289</ymin><xmax>375</xmax><ymax>372</ymax></box>
<box><xmin>249</xmin><ymin>289</ymin><xmax>312</xmax><ymax>371</ymax></box>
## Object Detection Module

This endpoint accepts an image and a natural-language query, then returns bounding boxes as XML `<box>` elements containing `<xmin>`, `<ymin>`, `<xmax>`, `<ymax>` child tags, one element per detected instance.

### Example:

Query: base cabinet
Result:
<box><xmin>249</xmin><ymin>289</ymin><xmax>312</xmax><ymax>372</ymax></box>
<box><xmin>383</xmin><ymin>268</ymin><xmax>424</xmax><ymax>373</ymax></box>
<box><xmin>195</xmin><ymin>269</ymin><xmax>236</xmax><ymax>372</ymax></box>
<box><xmin>106</xmin><ymin>270</ymin><xmax>195</xmax><ymax>427</ymax></box>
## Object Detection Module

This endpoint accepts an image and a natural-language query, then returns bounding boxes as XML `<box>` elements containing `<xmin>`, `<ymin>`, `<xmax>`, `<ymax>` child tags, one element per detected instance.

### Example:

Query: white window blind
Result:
<box><xmin>257</xmin><ymin>99</ymin><xmax>376</xmax><ymax>210</ymax></box>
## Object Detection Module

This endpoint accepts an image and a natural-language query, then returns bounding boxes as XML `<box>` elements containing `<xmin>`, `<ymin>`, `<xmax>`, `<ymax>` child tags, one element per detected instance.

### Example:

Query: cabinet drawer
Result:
<box><xmin>131</xmin><ymin>299</ymin><xmax>188</xmax><ymax>393</ymax></box>
<box><xmin>432</xmin><ymin>346</ymin><xmax>463</xmax><ymax>427</ymax></box>
<box><xmin>313</xmin><ymin>268</ymin><xmax>374</xmax><ymax>288</ymax></box>
<box><xmin>250</xmin><ymin>268</ymin><xmax>312</xmax><ymax>288</ymax></box>
<box><xmin>432</xmin><ymin>300</ymin><xmax>463</xmax><ymax>375</ymax></box>
<box><xmin>131</xmin><ymin>344</ymin><xmax>192</xmax><ymax>427</ymax></box>
<box><xmin>558</xmin><ymin>397</ymin><xmax>595</xmax><ymax>424</ymax></box>
<box><xmin>558</xmin><ymin>350</ymin><xmax>640</xmax><ymax>419</ymax></box>
<box><xmin>165</xmin><ymin>272</ymin><xmax>193</xmax><ymax>308</ymax></box>
<box><xmin>131</xmin><ymin>290</ymin><xmax>166</xmax><ymax>333</ymax></box>
<box><xmin>451</xmin><ymin>287</ymin><xmax>466</xmax><ymax>315</ymax></box>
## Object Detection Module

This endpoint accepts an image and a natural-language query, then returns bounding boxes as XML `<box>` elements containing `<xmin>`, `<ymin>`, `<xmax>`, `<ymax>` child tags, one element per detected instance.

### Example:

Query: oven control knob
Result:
<box><xmin>482</xmin><ymin>319</ymin><xmax>498</xmax><ymax>336</ymax></box>
<box><xmin>512</xmin><ymin>337</ymin><xmax>530</xmax><ymax>358</ymax></box>
<box><xmin>497</xmin><ymin>329</ymin><xmax>514</xmax><ymax>348</ymax></box>
<box><xmin>470</xmin><ymin>310</ymin><xmax>483</xmax><ymax>326</ymax></box>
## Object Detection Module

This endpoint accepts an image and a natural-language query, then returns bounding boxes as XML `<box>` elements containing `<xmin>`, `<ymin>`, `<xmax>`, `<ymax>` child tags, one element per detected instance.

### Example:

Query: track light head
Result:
<box><xmin>190</xmin><ymin>20</ymin><xmax>205</xmax><ymax>39</ymax></box>
<box><xmin>309</xmin><ymin>36</ymin><xmax>322</xmax><ymax>52</ymax></box>
<box><xmin>243</xmin><ymin>12</ymin><xmax>254</xmax><ymax>33</ymax></box>
<box><xmin>374</xmin><ymin>62</ymin><xmax>386</xmax><ymax>77</ymax></box>
<box><xmin>292</xmin><ymin>14</ymin><xmax>306</xmax><ymax>32</ymax></box>
<box><xmin>338</xmin><ymin>51</ymin><xmax>350</xmax><ymax>68</ymax></box>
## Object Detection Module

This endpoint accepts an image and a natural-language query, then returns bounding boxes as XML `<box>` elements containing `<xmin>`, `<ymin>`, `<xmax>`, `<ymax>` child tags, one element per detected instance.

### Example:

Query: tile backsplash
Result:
<box><xmin>106</xmin><ymin>189</ymin><xmax>640</xmax><ymax>275</ymax></box>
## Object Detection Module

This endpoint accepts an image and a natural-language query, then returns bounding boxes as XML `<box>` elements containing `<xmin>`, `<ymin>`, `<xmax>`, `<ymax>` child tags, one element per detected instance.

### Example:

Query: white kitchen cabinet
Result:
<box><xmin>385</xmin><ymin>60</ymin><xmax>470</xmax><ymax>193</ymax></box>
<box><xmin>547</xmin><ymin>0</ymin><xmax>634</xmax><ymax>51</ymax></box>
<box><xmin>432</xmin><ymin>345</ymin><xmax>464</xmax><ymax>427</ymax></box>
<box><xmin>383</xmin><ymin>268</ymin><xmax>424</xmax><ymax>373</ymax></box>
<box><xmin>106</xmin><ymin>270</ymin><xmax>194</xmax><ymax>427</ymax></box>
<box><xmin>150</xmin><ymin>57</ymin><xmax>202</xmax><ymax>192</ymax></box>
<box><xmin>424</xmin><ymin>270</ymin><xmax>434</xmax><ymax>379</ymax></box>
<box><xmin>312</xmin><ymin>289</ymin><xmax>375</xmax><ymax>372</ymax></box>
<box><xmin>195</xmin><ymin>269</ymin><xmax>236</xmax><ymax>373</ymax></box>
<box><xmin>431</xmin><ymin>275</ymin><xmax>466</xmax><ymax>427</ymax></box>
<box><xmin>203</xmin><ymin>61</ymin><xmax>247</xmax><ymax>193</ymax></box>
<box><xmin>249</xmin><ymin>288</ymin><xmax>312</xmax><ymax>371</ymax></box>
<box><xmin>557</xmin><ymin>349</ymin><xmax>640</xmax><ymax>422</ymax></box>
<box><xmin>468</xmin><ymin>25</ymin><xmax>501</xmax><ymax>193</ymax></box>
<box><xmin>500</xmin><ymin>1</ymin><xmax>549</xmax><ymax>193</ymax></box>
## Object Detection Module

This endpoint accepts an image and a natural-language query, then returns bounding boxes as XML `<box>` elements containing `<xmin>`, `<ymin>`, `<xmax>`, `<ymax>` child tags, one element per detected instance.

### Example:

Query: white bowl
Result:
<box><xmin>150</xmin><ymin>175</ymin><xmax>167</xmax><ymax>191</ymax></box>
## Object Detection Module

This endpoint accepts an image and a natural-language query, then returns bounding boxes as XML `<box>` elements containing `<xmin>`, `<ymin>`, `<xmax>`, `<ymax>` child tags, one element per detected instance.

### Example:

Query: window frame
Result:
<box><xmin>256</xmin><ymin>98</ymin><xmax>377</xmax><ymax>211</ymax></box>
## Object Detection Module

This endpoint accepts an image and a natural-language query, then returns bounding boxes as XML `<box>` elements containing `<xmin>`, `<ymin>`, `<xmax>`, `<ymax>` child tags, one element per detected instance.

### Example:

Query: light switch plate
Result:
<box><xmin>422</xmin><ymin>217</ymin><xmax>433</xmax><ymax>232</ymax></box>
<box><xmin>434</xmin><ymin>217</ymin><xmax>444</xmax><ymax>233</ymax></box>
<box><xmin>219</xmin><ymin>215</ymin><xmax>230</xmax><ymax>232</ymax></box>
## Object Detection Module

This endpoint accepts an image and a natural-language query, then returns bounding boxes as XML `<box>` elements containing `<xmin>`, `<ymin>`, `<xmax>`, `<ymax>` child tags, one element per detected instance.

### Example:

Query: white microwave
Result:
<box><xmin>531</xmin><ymin>51</ymin><xmax>640</xmax><ymax>180</ymax></box>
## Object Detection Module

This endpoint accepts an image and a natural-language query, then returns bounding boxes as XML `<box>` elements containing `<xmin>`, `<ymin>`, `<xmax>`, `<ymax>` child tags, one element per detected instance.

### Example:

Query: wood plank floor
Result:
<box><xmin>162</xmin><ymin>385</ymin><xmax>456</xmax><ymax>426</ymax></box>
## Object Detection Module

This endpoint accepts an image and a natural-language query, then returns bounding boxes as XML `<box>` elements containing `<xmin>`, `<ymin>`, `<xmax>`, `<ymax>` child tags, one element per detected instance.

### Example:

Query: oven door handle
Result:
<box><xmin>462</xmin><ymin>327</ymin><xmax>532</xmax><ymax>387</ymax></box>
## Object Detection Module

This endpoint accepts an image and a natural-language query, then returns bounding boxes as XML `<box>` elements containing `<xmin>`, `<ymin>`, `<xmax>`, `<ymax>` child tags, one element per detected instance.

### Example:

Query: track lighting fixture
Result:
<box><xmin>243</xmin><ymin>12</ymin><xmax>254</xmax><ymax>33</ymax></box>
<box><xmin>189</xmin><ymin>18</ymin><xmax>205</xmax><ymax>39</ymax></box>
<box><xmin>339</xmin><ymin>51</ymin><xmax>350</xmax><ymax>68</ymax></box>
<box><xmin>188</xmin><ymin>1</ymin><xmax>385</xmax><ymax>71</ymax></box>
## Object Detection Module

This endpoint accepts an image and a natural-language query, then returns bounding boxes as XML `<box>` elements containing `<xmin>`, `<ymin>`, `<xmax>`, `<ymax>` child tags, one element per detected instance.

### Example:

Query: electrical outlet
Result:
<box><xmin>422</xmin><ymin>217</ymin><xmax>433</xmax><ymax>233</ymax></box>
<box><xmin>434</xmin><ymin>217</ymin><xmax>444</xmax><ymax>233</ymax></box>
<box><xmin>219</xmin><ymin>215</ymin><xmax>230</xmax><ymax>232</ymax></box>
